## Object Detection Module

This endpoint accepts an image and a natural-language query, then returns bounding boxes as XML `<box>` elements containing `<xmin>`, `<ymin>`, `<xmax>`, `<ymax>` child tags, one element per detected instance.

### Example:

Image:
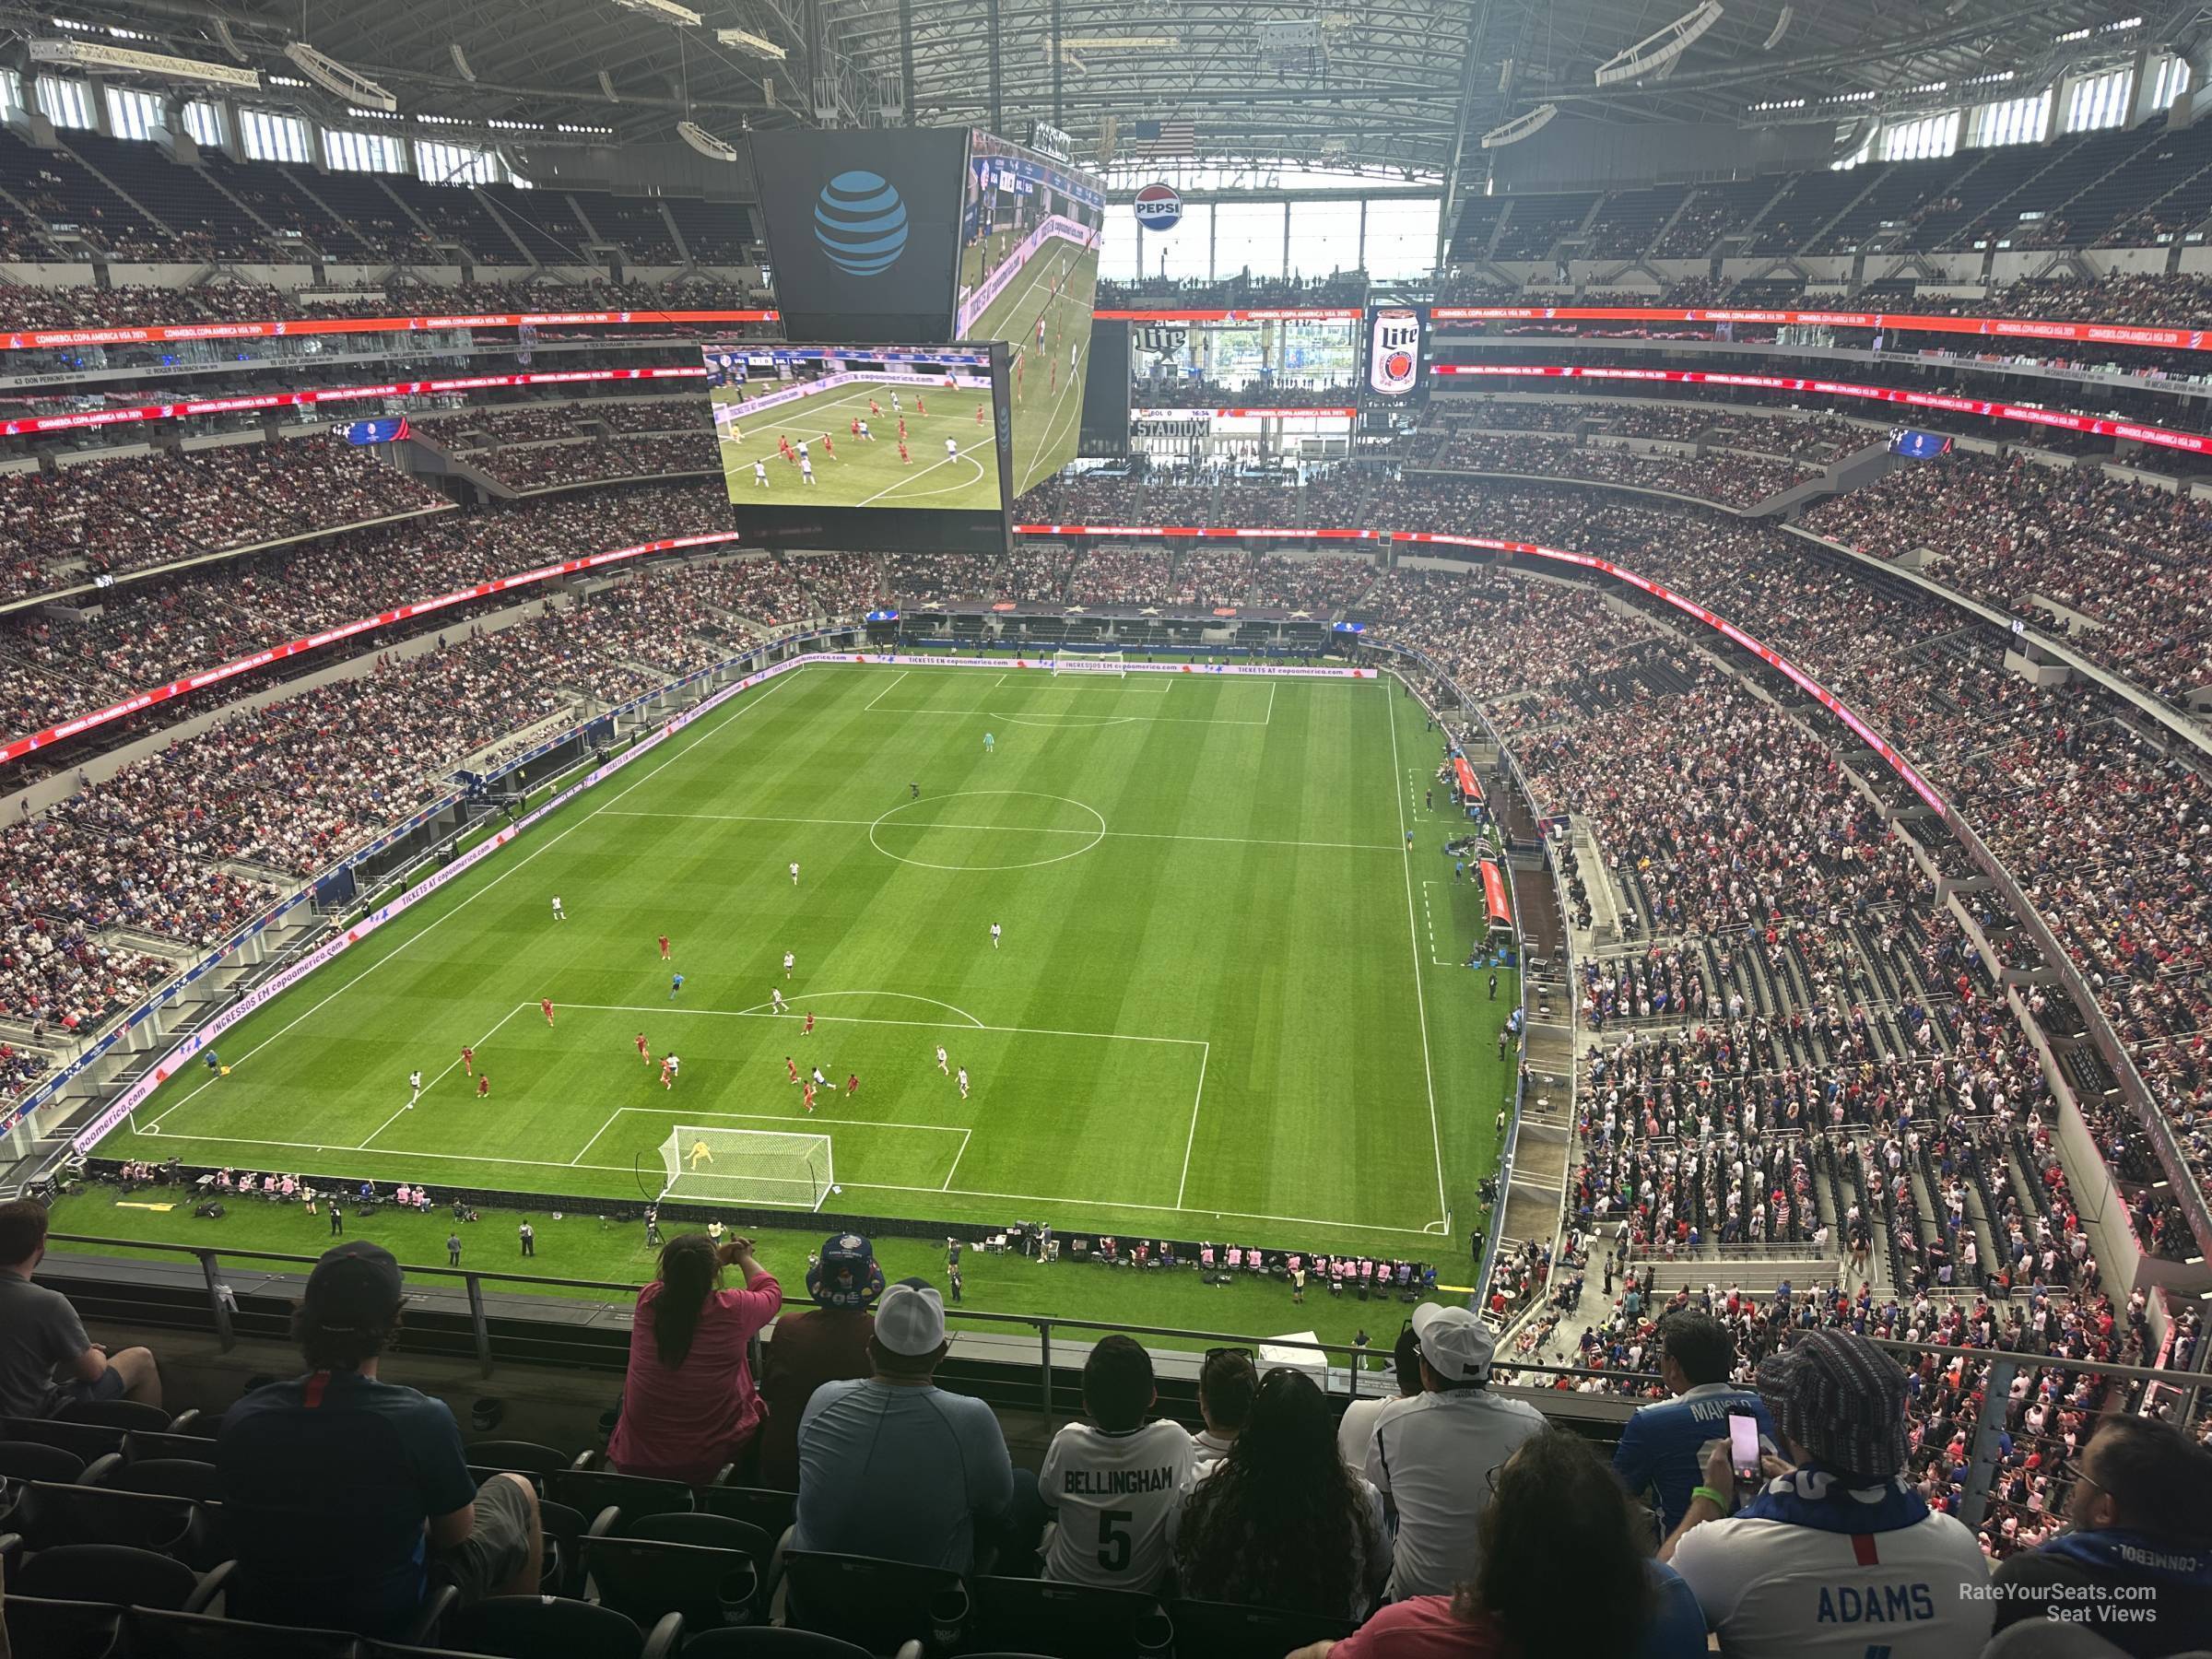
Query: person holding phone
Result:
<box><xmin>1612</xmin><ymin>1310</ymin><xmax>1777</xmax><ymax>1534</ymax></box>
<box><xmin>607</xmin><ymin>1232</ymin><xmax>781</xmax><ymax>1484</ymax></box>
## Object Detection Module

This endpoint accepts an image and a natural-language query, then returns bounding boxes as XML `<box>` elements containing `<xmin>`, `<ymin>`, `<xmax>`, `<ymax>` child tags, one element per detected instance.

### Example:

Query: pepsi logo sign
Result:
<box><xmin>1133</xmin><ymin>182</ymin><xmax>1183</xmax><ymax>230</ymax></box>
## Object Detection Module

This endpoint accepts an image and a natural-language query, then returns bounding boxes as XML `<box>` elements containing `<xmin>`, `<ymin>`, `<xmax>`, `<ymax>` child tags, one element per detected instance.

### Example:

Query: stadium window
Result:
<box><xmin>240</xmin><ymin>107</ymin><xmax>312</xmax><ymax>164</ymax></box>
<box><xmin>414</xmin><ymin>139</ymin><xmax>505</xmax><ymax>185</ymax></box>
<box><xmin>1286</xmin><ymin>197</ymin><xmax>1361</xmax><ymax>280</ymax></box>
<box><xmin>1361</xmin><ymin>195</ymin><xmax>1441</xmax><ymax>280</ymax></box>
<box><xmin>2064</xmin><ymin>65</ymin><xmax>2133</xmax><ymax>132</ymax></box>
<box><xmin>2151</xmin><ymin>54</ymin><xmax>2193</xmax><ymax>112</ymax></box>
<box><xmin>183</xmin><ymin>100</ymin><xmax>223</xmax><ymax>147</ymax></box>
<box><xmin>1881</xmin><ymin>111</ymin><xmax>1960</xmax><ymax>162</ymax></box>
<box><xmin>0</xmin><ymin>70</ymin><xmax>18</xmax><ymax>121</ymax></box>
<box><xmin>1100</xmin><ymin>211</ymin><xmax>1141</xmax><ymax>282</ymax></box>
<box><xmin>104</xmin><ymin>86</ymin><xmax>178</xmax><ymax>143</ymax></box>
<box><xmin>33</xmin><ymin>75</ymin><xmax>95</xmax><ymax>130</ymax></box>
<box><xmin>1214</xmin><ymin>200</ymin><xmax>1287</xmax><ymax>280</ymax></box>
<box><xmin>1969</xmin><ymin>89</ymin><xmax>2051</xmax><ymax>147</ymax></box>
<box><xmin>324</xmin><ymin>127</ymin><xmax>405</xmax><ymax>174</ymax></box>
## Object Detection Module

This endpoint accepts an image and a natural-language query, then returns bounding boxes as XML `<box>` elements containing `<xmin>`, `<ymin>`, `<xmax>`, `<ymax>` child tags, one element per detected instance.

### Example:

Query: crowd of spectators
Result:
<box><xmin>1418</xmin><ymin>430</ymin><xmax>1818</xmax><ymax>510</ymax></box>
<box><xmin>473</xmin><ymin>432</ymin><xmax>717</xmax><ymax>491</ymax></box>
<box><xmin>1252</xmin><ymin>554</ymin><xmax>1377</xmax><ymax>612</ymax></box>
<box><xmin>1012</xmin><ymin>474</ymin><xmax>1143</xmax><ymax>525</ymax></box>
<box><xmin>0</xmin><ymin>440</ymin><xmax>442</xmax><ymax>603</ymax></box>
<box><xmin>1094</xmin><ymin>270</ymin><xmax>1368</xmax><ymax>309</ymax></box>
<box><xmin>0</xmin><ymin>276</ymin><xmax>766</xmax><ymax>335</ymax></box>
<box><xmin>1069</xmin><ymin>549</ymin><xmax>1174</xmax><ymax>606</ymax></box>
<box><xmin>1129</xmin><ymin>377</ymin><xmax>1357</xmax><ymax>408</ymax></box>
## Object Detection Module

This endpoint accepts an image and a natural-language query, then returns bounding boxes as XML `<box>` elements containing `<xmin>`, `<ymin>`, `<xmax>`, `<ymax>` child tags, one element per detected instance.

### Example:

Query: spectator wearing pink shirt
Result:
<box><xmin>607</xmin><ymin>1231</ymin><xmax>782</xmax><ymax>1484</ymax></box>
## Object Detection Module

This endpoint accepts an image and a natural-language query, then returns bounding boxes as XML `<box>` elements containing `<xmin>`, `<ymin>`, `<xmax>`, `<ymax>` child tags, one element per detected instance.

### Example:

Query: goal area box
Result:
<box><xmin>659</xmin><ymin>1127</ymin><xmax>834</xmax><ymax>1209</ymax></box>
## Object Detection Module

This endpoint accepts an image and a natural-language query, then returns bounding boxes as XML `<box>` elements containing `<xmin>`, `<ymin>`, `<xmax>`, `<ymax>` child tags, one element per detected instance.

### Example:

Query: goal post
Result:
<box><xmin>657</xmin><ymin>1127</ymin><xmax>834</xmax><ymax>1210</ymax></box>
<box><xmin>1051</xmin><ymin>647</ymin><xmax>1126</xmax><ymax>677</ymax></box>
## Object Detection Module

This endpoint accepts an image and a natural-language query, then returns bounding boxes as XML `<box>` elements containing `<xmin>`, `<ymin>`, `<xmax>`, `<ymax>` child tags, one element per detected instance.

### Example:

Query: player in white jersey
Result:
<box><xmin>753</xmin><ymin>459</ymin><xmax>770</xmax><ymax>488</ymax></box>
<box><xmin>795</xmin><ymin>439</ymin><xmax>808</xmax><ymax>459</ymax></box>
<box><xmin>945</xmin><ymin>436</ymin><xmax>959</xmax><ymax>461</ymax></box>
<box><xmin>990</xmin><ymin>923</ymin><xmax>1001</xmax><ymax>949</ymax></box>
<box><xmin>782</xmin><ymin>951</ymin><xmax>794</xmax><ymax>980</ymax></box>
<box><xmin>800</xmin><ymin>456</ymin><xmax>815</xmax><ymax>485</ymax></box>
<box><xmin>550</xmin><ymin>895</ymin><xmax>565</xmax><ymax>922</ymax></box>
<box><xmin>789</xmin><ymin>861</ymin><xmax>799</xmax><ymax>885</ymax></box>
<box><xmin>935</xmin><ymin>1044</ymin><xmax>949</xmax><ymax>1075</ymax></box>
<box><xmin>1039</xmin><ymin>1336</ymin><xmax>1194</xmax><ymax>1591</ymax></box>
<box><xmin>857</xmin><ymin>419</ymin><xmax>872</xmax><ymax>441</ymax></box>
<box><xmin>771</xmin><ymin>988</ymin><xmax>788</xmax><ymax>1014</ymax></box>
<box><xmin>891</xmin><ymin>390</ymin><xmax>901</xmax><ymax>412</ymax></box>
<box><xmin>957</xmin><ymin>1065</ymin><xmax>970</xmax><ymax>1100</ymax></box>
<box><xmin>407</xmin><ymin>1070</ymin><xmax>422</xmax><ymax>1108</ymax></box>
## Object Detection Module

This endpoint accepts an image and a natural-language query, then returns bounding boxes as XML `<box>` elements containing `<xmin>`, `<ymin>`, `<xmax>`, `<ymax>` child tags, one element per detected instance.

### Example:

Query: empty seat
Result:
<box><xmin>2</xmin><ymin>1416</ymin><xmax>125</xmax><ymax>1462</ymax></box>
<box><xmin>11</xmin><ymin>1541</ymin><xmax>201</xmax><ymax>1608</ymax></box>
<box><xmin>108</xmin><ymin>1457</ymin><xmax>221</xmax><ymax>1501</ymax></box>
<box><xmin>676</xmin><ymin>1631</ymin><xmax>893</xmax><ymax>1659</ymax></box>
<box><xmin>56</xmin><ymin>1397</ymin><xmax>174</xmax><ymax>1433</ymax></box>
<box><xmin>11</xmin><ymin>1480</ymin><xmax>208</xmax><ymax>1562</ymax></box>
<box><xmin>3</xmin><ymin>1593</ymin><xmax>125</xmax><ymax>1659</ymax></box>
<box><xmin>545</xmin><ymin>1467</ymin><xmax>694</xmax><ymax>1524</ymax></box>
<box><xmin>125</xmin><ymin>1603</ymin><xmax>359</xmax><ymax>1659</ymax></box>
<box><xmin>440</xmin><ymin>1593</ymin><xmax>682</xmax><ymax>1659</ymax></box>
<box><xmin>465</xmin><ymin>1440</ymin><xmax>571</xmax><ymax>1476</ymax></box>
<box><xmin>0</xmin><ymin>1436</ymin><xmax>87</xmax><ymax>1482</ymax></box>
<box><xmin>582</xmin><ymin>1533</ymin><xmax>755</xmax><ymax>1631</ymax></box>
<box><xmin>778</xmin><ymin>1551</ymin><xmax>962</xmax><ymax>1654</ymax></box>
<box><xmin>125</xmin><ymin>1430</ymin><xmax>226</xmax><ymax>1464</ymax></box>
<box><xmin>696</xmin><ymin>1484</ymin><xmax>795</xmax><ymax>1540</ymax></box>
<box><xmin>966</xmin><ymin>1577</ymin><xmax>1167</xmax><ymax>1659</ymax></box>
<box><xmin>619</xmin><ymin>1509</ymin><xmax>773</xmax><ymax>1591</ymax></box>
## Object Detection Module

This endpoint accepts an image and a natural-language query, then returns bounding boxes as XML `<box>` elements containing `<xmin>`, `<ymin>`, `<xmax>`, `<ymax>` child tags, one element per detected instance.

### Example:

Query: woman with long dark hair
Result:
<box><xmin>1171</xmin><ymin>1367</ymin><xmax>1390</xmax><ymax>1618</ymax></box>
<box><xmin>1287</xmin><ymin>1428</ymin><xmax>1703</xmax><ymax>1659</ymax></box>
<box><xmin>607</xmin><ymin>1230</ymin><xmax>781</xmax><ymax>1484</ymax></box>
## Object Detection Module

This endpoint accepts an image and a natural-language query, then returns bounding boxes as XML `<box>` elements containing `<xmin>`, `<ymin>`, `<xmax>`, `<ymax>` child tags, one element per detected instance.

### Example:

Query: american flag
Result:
<box><xmin>1126</xmin><ymin>117</ymin><xmax>1195</xmax><ymax>157</ymax></box>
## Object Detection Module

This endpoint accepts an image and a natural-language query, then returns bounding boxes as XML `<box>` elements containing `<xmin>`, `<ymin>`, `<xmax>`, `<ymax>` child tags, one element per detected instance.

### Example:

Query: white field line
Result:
<box><xmin>612</xmin><ymin>1105</ymin><xmax>972</xmax><ymax>1136</ymax></box>
<box><xmin>1388</xmin><ymin>691</ymin><xmax>1453</xmax><ymax>1230</ymax></box>
<box><xmin>556</xmin><ymin>1001</ymin><xmax>1206</xmax><ymax>1048</ymax></box>
<box><xmin>862</xmin><ymin>669</ymin><xmax>910</xmax><ymax>710</ymax></box>
<box><xmin>358</xmin><ymin>1003</ymin><xmax>530</xmax><ymax>1148</ymax></box>
<box><xmin>143</xmin><ymin>667</ymin><xmax>810</xmax><ymax>1130</ymax></box>
<box><xmin>130</xmin><ymin>1124</ymin><xmax>1444</xmax><ymax>1236</ymax></box>
<box><xmin>600</xmin><ymin>808</ymin><xmax>1395</xmax><ymax>853</ymax></box>
<box><xmin>1174</xmin><ymin>1041</ymin><xmax>1209</xmax><ymax>1209</ymax></box>
<box><xmin>866</xmin><ymin>703</ymin><xmax>1270</xmax><ymax>727</ymax></box>
<box><xmin>571</xmin><ymin>1107</ymin><xmax>625</xmax><ymax>1166</ymax></box>
<box><xmin>941</xmin><ymin>1126</ymin><xmax>973</xmax><ymax>1191</ymax></box>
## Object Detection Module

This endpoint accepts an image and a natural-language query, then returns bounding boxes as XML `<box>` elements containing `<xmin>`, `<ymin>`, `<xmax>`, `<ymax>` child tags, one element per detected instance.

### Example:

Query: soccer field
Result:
<box><xmin>964</xmin><ymin>228</ymin><xmax>1098</xmax><ymax>498</ymax></box>
<box><xmin>107</xmin><ymin>665</ymin><xmax>1512</xmax><ymax>1258</ymax></box>
<box><xmin>711</xmin><ymin>380</ymin><xmax>1003</xmax><ymax>512</ymax></box>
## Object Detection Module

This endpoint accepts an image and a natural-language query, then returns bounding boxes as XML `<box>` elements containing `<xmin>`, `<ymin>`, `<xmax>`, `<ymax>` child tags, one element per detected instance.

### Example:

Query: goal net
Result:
<box><xmin>1051</xmin><ymin>648</ymin><xmax>1126</xmax><ymax>677</ymax></box>
<box><xmin>657</xmin><ymin>1128</ymin><xmax>834</xmax><ymax>1209</ymax></box>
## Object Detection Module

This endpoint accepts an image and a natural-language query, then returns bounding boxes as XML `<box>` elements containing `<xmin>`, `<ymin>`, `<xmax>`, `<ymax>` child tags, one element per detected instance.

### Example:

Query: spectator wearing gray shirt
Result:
<box><xmin>794</xmin><ymin>1279</ymin><xmax>1014</xmax><ymax>1573</ymax></box>
<box><xmin>0</xmin><ymin>1197</ymin><xmax>161</xmax><ymax>1417</ymax></box>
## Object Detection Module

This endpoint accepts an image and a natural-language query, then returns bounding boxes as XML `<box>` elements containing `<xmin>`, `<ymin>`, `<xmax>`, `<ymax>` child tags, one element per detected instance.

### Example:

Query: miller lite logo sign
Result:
<box><xmin>1367</xmin><ymin>307</ymin><xmax>1423</xmax><ymax>396</ymax></box>
<box><xmin>1133</xmin><ymin>182</ymin><xmax>1183</xmax><ymax>229</ymax></box>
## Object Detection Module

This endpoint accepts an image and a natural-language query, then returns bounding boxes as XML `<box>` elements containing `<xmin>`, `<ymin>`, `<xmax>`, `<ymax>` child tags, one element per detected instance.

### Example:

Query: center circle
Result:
<box><xmin>869</xmin><ymin>790</ymin><xmax>1106</xmax><ymax>872</ymax></box>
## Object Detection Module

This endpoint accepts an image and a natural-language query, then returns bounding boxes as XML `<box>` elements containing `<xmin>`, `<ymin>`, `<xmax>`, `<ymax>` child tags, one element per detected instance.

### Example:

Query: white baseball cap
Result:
<box><xmin>1411</xmin><ymin>1301</ymin><xmax>1497</xmax><ymax>1382</ymax></box>
<box><xmin>875</xmin><ymin>1280</ymin><xmax>947</xmax><ymax>1357</ymax></box>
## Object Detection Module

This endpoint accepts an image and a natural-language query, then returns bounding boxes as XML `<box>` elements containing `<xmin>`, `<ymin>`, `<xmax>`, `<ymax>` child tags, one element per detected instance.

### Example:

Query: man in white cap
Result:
<box><xmin>1362</xmin><ymin>1301</ymin><xmax>1544</xmax><ymax>1599</ymax></box>
<box><xmin>793</xmin><ymin>1277</ymin><xmax>1015</xmax><ymax>1573</ymax></box>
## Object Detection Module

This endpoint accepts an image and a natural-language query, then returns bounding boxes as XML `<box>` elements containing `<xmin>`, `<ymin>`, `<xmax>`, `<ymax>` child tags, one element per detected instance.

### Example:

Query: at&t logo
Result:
<box><xmin>814</xmin><ymin>171</ymin><xmax>909</xmax><ymax>276</ymax></box>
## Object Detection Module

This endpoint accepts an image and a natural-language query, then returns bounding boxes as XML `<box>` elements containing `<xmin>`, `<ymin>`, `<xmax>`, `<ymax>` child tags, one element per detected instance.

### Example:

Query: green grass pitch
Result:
<box><xmin>102</xmin><ymin>665</ymin><xmax>1513</xmax><ymax>1264</ymax></box>
<box><xmin>712</xmin><ymin>381</ymin><xmax>1004</xmax><ymax>512</ymax></box>
<box><xmin>960</xmin><ymin>229</ymin><xmax>1098</xmax><ymax>498</ymax></box>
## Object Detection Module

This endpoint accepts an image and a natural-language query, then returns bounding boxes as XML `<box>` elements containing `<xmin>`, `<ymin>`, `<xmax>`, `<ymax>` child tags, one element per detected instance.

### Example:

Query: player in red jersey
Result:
<box><xmin>802</xmin><ymin>1080</ymin><xmax>817</xmax><ymax>1114</ymax></box>
<box><xmin>477</xmin><ymin>1074</ymin><xmax>490</xmax><ymax>1099</ymax></box>
<box><xmin>868</xmin><ymin>398</ymin><xmax>881</xmax><ymax>417</ymax></box>
<box><xmin>975</xmin><ymin>402</ymin><xmax>985</xmax><ymax>424</ymax></box>
<box><xmin>803</xmin><ymin>1011</ymin><xmax>816</xmax><ymax>1037</ymax></box>
<box><xmin>845</xmin><ymin>1073</ymin><xmax>860</xmax><ymax>1097</ymax></box>
<box><xmin>897</xmin><ymin>416</ymin><xmax>907</xmax><ymax>441</ymax></box>
<box><xmin>461</xmin><ymin>1045</ymin><xmax>475</xmax><ymax>1076</ymax></box>
<box><xmin>657</xmin><ymin>934</ymin><xmax>670</xmax><ymax>960</ymax></box>
<box><xmin>916</xmin><ymin>394</ymin><xmax>927</xmax><ymax>416</ymax></box>
<box><xmin>785</xmin><ymin>1055</ymin><xmax>800</xmax><ymax>1084</ymax></box>
<box><xmin>540</xmin><ymin>997</ymin><xmax>555</xmax><ymax>1028</ymax></box>
<box><xmin>898</xmin><ymin>441</ymin><xmax>910</xmax><ymax>465</ymax></box>
<box><xmin>660</xmin><ymin>1055</ymin><xmax>677</xmax><ymax>1090</ymax></box>
<box><xmin>821</xmin><ymin>434</ymin><xmax>835</xmax><ymax>460</ymax></box>
<box><xmin>850</xmin><ymin>416</ymin><xmax>861</xmax><ymax>436</ymax></box>
<box><xmin>635</xmin><ymin>1031</ymin><xmax>650</xmax><ymax>1064</ymax></box>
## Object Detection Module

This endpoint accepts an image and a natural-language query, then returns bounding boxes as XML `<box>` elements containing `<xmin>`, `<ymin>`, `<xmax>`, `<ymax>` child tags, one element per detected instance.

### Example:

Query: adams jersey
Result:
<box><xmin>1669</xmin><ymin>1500</ymin><xmax>1993</xmax><ymax>1659</ymax></box>
<box><xmin>1038</xmin><ymin>1419</ymin><xmax>1194</xmax><ymax>1592</ymax></box>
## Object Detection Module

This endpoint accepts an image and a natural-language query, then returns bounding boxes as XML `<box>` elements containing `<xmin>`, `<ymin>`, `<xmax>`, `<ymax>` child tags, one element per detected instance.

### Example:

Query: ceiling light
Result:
<box><xmin>1595</xmin><ymin>2</ymin><xmax>1723</xmax><ymax>86</ymax></box>
<box><xmin>1481</xmin><ymin>103</ymin><xmax>1558</xmax><ymax>147</ymax></box>
<box><xmin>284</xmin><ymin>41</ymin><xmax>395</xmax><ymax>111</ymax></box>
<box><xmin>716</xmin><ymin>28</ymin><xmax>785</xmax><ymax>59</ymax></box>
<box><xmin>611</xmin><ymin>0</ymin><xmax>702</xmax><ymax>25</ymax></box>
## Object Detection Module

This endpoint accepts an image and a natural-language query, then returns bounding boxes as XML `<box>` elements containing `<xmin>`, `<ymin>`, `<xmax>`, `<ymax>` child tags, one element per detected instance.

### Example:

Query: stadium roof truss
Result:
<box><xmin>0</xmin><ymin>0</ymin><xmax>2188</xmax><ymax>172</ymax></box>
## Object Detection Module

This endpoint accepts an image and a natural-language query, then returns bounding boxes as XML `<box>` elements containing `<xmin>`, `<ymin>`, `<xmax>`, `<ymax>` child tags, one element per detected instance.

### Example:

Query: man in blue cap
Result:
<box><xmin>756</xmin><ymin>1233</ymin><xmax>887</xmax><ymax>1490</ymax></box>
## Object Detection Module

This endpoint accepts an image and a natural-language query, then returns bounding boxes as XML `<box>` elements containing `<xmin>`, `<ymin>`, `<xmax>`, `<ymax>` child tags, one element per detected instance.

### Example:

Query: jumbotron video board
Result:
<box><xmin>956</xmin><ymin>132</ymin><xmax>1106</xmax><ymax>496</ymax></box>
<box><xmin>701</xmin><ymin>340</ymin><xmax>1015</xmax><ymax>553</ymax></box>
